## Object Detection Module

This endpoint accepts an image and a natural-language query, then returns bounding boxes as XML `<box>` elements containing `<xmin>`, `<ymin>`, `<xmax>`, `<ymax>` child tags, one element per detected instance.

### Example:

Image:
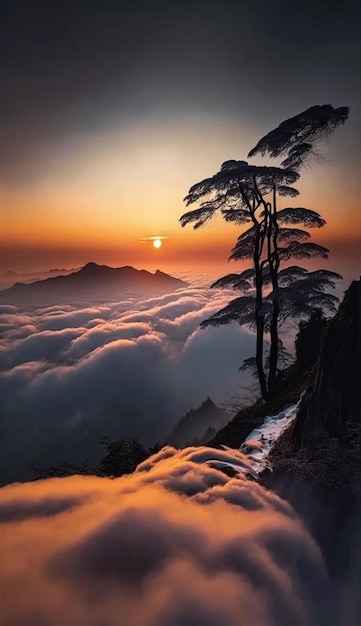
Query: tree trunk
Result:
<box><xmin>253</xmin><ymin>214</ymin><xmax>268</xmax><ymax>400</ymax></box>
<box><xmin>256</xmin><ymin>310</ymin><xmax>268</xmax><ymax>399</ymax></box>
<box><xmin>267</xmin><ymin>188</ymin><xmax>280</xmax><ymax>399</ymax></box>
<box><xmin>268</xmin><ymin>302</ymin><xmax>279</xmax><ymax>398</ymax></box>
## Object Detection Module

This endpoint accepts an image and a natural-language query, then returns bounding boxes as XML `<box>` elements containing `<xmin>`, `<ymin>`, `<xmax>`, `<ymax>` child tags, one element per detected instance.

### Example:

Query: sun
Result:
<box><xmin>153</xmin><ymin>239</ymin><xmax>162</xmax><ymax>249</ymax></box>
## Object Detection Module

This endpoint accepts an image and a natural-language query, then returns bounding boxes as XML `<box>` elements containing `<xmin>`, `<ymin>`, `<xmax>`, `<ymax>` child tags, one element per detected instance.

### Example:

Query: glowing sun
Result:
<box><xmin>153</xmin><ymin>239</ymin><xmax>162</xmax><ymax>249</ymax></box>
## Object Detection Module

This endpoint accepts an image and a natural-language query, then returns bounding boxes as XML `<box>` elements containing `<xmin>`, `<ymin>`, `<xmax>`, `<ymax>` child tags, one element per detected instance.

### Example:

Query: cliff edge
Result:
<box><xmin>293</xmin><ymin>278</ymin><xmax>360</xmax><ymax>447</ymax></box>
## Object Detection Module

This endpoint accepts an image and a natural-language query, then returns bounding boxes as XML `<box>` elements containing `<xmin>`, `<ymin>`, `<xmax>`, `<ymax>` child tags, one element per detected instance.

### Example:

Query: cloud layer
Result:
<box><xmin>0</xmin><ymin>445</ymin><xmax>340</xmax><ymax>626</ymax></box>
<box><xmin>0</xmin><ymin>284</ymin><xmax>256</xmax><ymax>483</ymax></box>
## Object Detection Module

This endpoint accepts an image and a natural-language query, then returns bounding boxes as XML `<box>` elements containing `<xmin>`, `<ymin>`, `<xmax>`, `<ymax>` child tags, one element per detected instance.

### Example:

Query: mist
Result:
<box><xmin>0</xmin><ymin>283</ymin><xmax>256</xmax><ymax>484</ymax></box>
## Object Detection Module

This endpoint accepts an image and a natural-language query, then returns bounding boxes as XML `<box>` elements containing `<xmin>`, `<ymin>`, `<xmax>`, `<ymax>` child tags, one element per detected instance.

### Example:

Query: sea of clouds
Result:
<box><xmin>1</xmin><ymin>281</ymin><xmax>360</xmax><ymax>626</ymax></box>
<box><xmin>0</xmin><ymin>282</ymin><xmax>257</xmax><ymax>484</ymax></box>
<box><xmin>1</xmin><ymin>445</ymin><xmax>359</xmax><ymax>626</ymax></box>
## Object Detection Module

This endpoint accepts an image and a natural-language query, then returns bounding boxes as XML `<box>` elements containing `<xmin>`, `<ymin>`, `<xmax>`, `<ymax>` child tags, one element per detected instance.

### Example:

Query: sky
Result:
<box><xmin>0</xmin><ymin>0</ymin><xmax>360</xmax><ymax>278</ymax></box>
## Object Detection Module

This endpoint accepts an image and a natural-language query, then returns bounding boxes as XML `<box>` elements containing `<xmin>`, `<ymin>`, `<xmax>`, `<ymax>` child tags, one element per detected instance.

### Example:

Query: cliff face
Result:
<box><xmin>269</xmin><ymin>279</ymin><xmax>361</xmax><ymax>492</ymax></box>
<box><xmin>293</xmin><ymin>279</ymin><xmax>360</xmax><ymax>448</ymax></box>
<box><xmin>264</xmin><ymin>281</ymin><xmax>361</xmax><ymax>580</ymax></box>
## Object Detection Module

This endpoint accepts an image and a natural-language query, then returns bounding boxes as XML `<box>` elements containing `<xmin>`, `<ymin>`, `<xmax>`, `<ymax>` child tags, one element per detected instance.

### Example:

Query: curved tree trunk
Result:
<box><xmin>256</xmin><ymin>310</ymin><xmax>268</xmax><ymax>399</ymax></box>
<box><xmin>267</xmin><ymin>188</ymin><xmax>280</xmax><ymax>398</ymax></box>
<box><xmin>252</xmin><ymin>193</ymin><xmax>268</xmax><ymax>400</ymax></box>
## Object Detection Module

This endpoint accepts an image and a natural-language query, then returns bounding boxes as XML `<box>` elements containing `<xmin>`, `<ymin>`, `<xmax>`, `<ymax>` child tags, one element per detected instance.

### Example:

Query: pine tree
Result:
<box><xmin>180</xmin><ymin>105</ymin><xmax>348</xmax><ymax>400</ymax></box>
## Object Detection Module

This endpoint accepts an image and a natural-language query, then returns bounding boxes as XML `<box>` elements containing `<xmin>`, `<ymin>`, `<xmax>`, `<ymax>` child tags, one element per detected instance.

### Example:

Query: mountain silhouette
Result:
<box><xmin>0</xmin><ymin>262</ymin><xmax>188</xmax><ymax>305</ymax></box>
<box><xmin>168</xmin><ymin>397</ymin><xmax>229</xmax><ymax>447</ymax></box>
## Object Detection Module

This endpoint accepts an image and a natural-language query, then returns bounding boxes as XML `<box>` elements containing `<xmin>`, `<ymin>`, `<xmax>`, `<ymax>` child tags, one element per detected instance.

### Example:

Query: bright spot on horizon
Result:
<box><xmin>153</xmin><ymin>239</ymin><xmax>162</xmax><ymax>249</ymax></box>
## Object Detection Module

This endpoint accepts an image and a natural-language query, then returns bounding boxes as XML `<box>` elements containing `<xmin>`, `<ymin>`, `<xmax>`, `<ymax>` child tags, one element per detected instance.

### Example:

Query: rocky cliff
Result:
<box><xmin>293</xmin><ymin>278</ymin><xmax>360</xmax><ymax>447</ymax></box>
<box><xmin>265</xmin><ymin>280</ymin><xmax>361</xmax><ymax>579</ymax></box>
<box><xmin>268</xmin><ymin>279</ymin><xmax>361</xmax><ymax>491</ymax></box>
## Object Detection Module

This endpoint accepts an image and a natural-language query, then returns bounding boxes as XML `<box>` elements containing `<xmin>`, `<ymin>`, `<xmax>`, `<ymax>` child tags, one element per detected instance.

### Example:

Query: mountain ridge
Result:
<box><xmin>0</xmin><ymin>262</ymin><xmax>188</xmax><ymax>305</ymax></box>
<box><xmin>169</xmin><ymin>397</ymin><xmax>229</xmax><ymax>447</ymax></box>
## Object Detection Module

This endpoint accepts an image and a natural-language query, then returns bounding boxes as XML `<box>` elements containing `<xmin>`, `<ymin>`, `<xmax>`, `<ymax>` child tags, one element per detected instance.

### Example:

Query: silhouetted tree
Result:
<box><xmin>97</xmin><ymin>437</ymin><xmax>148</xmax><ymax>476</ymax></box>
<box><xmin>33</xmin><ymin>438</ymin><xmax>164</xmax><ymax>479</ymax></box>
<box><xmin>180</xmin><ymin>105</ymin><xmax>348</xmax><ymax>400</ymax></box>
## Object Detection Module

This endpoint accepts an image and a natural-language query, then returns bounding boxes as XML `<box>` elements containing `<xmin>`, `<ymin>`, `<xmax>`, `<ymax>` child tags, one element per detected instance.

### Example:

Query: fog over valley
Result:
<box><xmin>1</xmin><ymin>445</ymin><xmax>359</xmax><ymax>626</ymax></box>
<box><xmin>0</xmin><ymin>270</ymin><xmax>256</xmax><ymax>483</ymax></box>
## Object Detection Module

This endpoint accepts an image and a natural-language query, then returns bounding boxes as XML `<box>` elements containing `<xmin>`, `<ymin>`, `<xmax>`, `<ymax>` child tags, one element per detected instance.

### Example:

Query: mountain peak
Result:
<box><xmin>169</xmin><ymin>398</ymin><xmax>228</xmax><ymax>447</ymax></box>
<box><xmin>80</xmin><ymin>262</ymin><xmax>103</xmax><ymax>272</ymax></box>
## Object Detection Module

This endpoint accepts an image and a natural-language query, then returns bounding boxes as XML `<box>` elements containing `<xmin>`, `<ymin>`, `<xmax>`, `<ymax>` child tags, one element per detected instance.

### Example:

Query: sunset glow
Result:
<box><xmin>1</xmin><ymin>3</ymin><xmax>360</xmax><ymax>625</ymax></box>
<box><xmin>0</xmin><ymin>0</ymin><xmax>359</xmax><ymax>283</ymax></box>
<box><xmin>0</xmin><ymin>117</ymin><xmax>359</xmax><ymax>278</ymax></box>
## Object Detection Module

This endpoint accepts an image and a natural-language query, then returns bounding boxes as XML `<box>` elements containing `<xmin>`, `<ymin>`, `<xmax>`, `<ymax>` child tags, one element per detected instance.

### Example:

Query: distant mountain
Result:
<box><xmin>0</xmin><ymin>262</ymin><xmax>188</xmax><ymax>305</ymax></box>
<box><xmin>48</xmin><ymin>267</ymin><xmax>76</xmax><ymax>273</ymax></box>
<box><xmin>2</xmin><ymin>268</ymin><xmax>75</xmax><ymax>278</ymax></box>
<box><xmin>169</xmin><ymin>398</ymin><xmax>229</xmax><ymax>447</ymax></box>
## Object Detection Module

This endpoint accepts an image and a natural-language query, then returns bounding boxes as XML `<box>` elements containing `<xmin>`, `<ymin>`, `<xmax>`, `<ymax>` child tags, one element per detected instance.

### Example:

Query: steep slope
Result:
<box><xmin>207</xmin><ymin>364</ymin><xmax>313</xmax><ymax>449</ymax></box>
<box><xmin>293</xmin><ymin>278</ymin><xmax>360</xmax><ymax>446</ymax></box>
<box><xmin>270</xmin><ymin>279</ymin><xmax>361</xmax><ymax>491</ymax></box>
<box><xmin>264</xmin><ymin>280</ymin><xmax>361</xmax><ymax>581</ymax></box>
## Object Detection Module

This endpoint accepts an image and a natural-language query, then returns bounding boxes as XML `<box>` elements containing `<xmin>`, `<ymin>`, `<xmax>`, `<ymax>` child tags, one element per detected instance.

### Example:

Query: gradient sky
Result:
<box><xmin>1</xmin><ymin>0</ymin><xmax>360</xmax><ymax>277</ymax></box>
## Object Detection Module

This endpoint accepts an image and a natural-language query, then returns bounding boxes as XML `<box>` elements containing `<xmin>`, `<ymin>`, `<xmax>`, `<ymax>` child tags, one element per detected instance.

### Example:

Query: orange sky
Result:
<box><xmin>0</xmin><ymin>115</ymin><xmax>360</xmax><ymax>279</ymax></box>
<box><xmin>1</xmin><ymin>0</ymin><xmax>360</xmax><ymax>284</ymax></box>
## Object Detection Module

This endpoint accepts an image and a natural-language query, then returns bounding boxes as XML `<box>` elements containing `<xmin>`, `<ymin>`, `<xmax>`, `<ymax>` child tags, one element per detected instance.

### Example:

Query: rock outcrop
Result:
<box><xmin>265</xmin><ymin>280</ymin><xmax>361</xmax><ymax>579</ymax></box>
<box><xmin>293</xmin><ymin>278</ymin><xmax>360</xmax><ymax>447</ymax></box>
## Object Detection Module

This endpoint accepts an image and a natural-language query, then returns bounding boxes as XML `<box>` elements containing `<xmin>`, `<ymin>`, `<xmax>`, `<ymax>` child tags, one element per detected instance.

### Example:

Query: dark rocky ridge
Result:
<box><xmin>204</xmin><ymin>280</ymin><xmax>360</xmax><ymax>582</ymax></box>
<box><xmin>269</xmin><ymin>279</ymin><xmax>361</xmax><ymax>491</ymax></box>
<box><xmin>263</xmin><ymin>280</ymin><xmax>361</xmax><ymax>582</ymax></box>
<box><xmin>293</xmin><ymin>278</ymin><xmax>360</xmax><ymax>446</ymax></box>
<box><xmin>207</xmin><ymin>364</ymin><xmax>314</xmax><ymax>450</ymax></box>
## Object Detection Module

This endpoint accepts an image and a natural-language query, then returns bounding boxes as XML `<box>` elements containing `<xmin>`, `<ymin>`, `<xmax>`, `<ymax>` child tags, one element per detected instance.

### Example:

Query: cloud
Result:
<box><xmin>64</xmin><ymin>320</ymin><xmax>153</xmax><ymax>360</ymax></box>
<box><xmin>0</xmin><ymin>285</ymin><xmax>257</xmax><ymax>484</ymax></box>
<box><xmin>37</xmin><ymin>306</ymin><xmax>113</xmax><ymax>331</ymax></box>
<box><xmin>0</xmin><ymin>312</ymin><xmax>36</xmax><ymax>341</ymax></box>
<box><xmin>0</xmin><ymin>328</ymin><xmax>83</xmax><ymax>369</ymax></box>
<box><xmin>0</xmin><ymin>305</ymin><xmax>18</xmax><ymax>314</ymax></box>
<box><xmin>0</xmin><ymin>446</ymin><xmax>339</xmax><ymax>626</ymax></box>
<box><xmin>0</xmin><ymin>493</ymin><xmax>86</xmax><ymax>522</ymax></box>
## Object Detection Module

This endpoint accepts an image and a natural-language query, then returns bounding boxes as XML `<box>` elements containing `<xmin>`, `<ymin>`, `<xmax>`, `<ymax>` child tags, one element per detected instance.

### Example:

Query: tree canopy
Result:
<box><xmin>180</xmin><ymin>104</ymin><xmax>348</xmax><ymax>400</ymax></box>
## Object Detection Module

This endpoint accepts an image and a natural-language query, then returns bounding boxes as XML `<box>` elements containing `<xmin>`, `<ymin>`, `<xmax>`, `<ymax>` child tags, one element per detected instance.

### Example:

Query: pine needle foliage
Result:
<box><xmin>180</xmin><ymin>105</ymin><xmax>348</xmax><ymax>400</ymax></box>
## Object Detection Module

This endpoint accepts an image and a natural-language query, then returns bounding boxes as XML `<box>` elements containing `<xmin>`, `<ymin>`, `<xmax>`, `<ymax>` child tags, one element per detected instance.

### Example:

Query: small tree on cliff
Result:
<box><xmin>180</xmin><ymin>105</ymin><xmax>348</xmax><ymax>400</ymax></box>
